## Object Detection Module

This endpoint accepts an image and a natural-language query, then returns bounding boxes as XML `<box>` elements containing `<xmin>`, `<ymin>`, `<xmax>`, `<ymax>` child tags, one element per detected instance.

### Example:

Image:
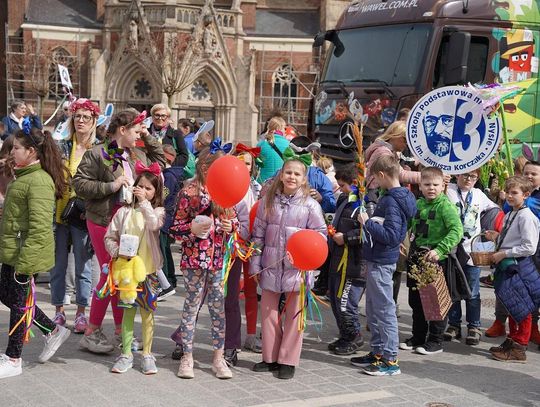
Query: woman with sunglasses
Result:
<box><xmin>73</xmin><ymin>108</ymin><xmax>166</xmax><ymax>354</ymax></box>
<box><xmin>148</xmin><ymin>104</ymin><xmax>189</xmax><ymax>168</ymax></box>
<box><xmin>49</xmin><ymin>99</ymin><xmax>100</xmax><ymax>335</ymax></box>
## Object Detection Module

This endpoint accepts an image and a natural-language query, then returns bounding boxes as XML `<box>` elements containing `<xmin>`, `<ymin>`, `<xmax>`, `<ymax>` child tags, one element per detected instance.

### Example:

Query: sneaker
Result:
<box><xmin>529</xmin><ymin>324</ymin><xmax>540</xmax><ymax>345</ymax></box>
<box><xmin>252</xmin><ymin>361</ymin><xmax>280</xmax><ymax>372</ymax></box>
<box><xmin>479</xmin><ymin>275</ymin><xmax>494</xmax><ymax>288</ymax></box>
<box><xmin>278</xmin><ymin>364</ymin><xmax>295</xmax><ymax>379</ymax></box>
<box><xmin>351</xmin><ymin>352</ymin><xmax>381</xmax><ymax>367</ymax></box>
<box><xmin>52</xmin><ymin>312</ymin><xmax>66</xmax><ymax>327</ymax></box>
<box><xmin>79</xmin><ymin>328</ymin><xmax>115</xmax><ymax>354</ymax></box>
<box><xmin>334</xmin><ymin>334</ymin><xmax>364</xmax><ymax>355</ymax></box>
<box><xmin>224</xmin><ymin>349</ymin><xmax>238</xmax><ymax>367</ymax></box>
<box><xmin>177</xmin><ymin>355</ymin><xmax>194</xmax><ymax>379</ymax></box>
<box><xmin>328</xmin><ymin>337</ymin><xmax>347</xmax><ymax>352</ymax></box>
<box><xmin>212</xmin><ymin>357</ymin><xmax>233</xmax><ymax>379</ymax></box>
<box><xmin>111</xmin><ymin>354</ymin><xmax>134</xmax><ymax>373</ymax></box>
<box><xmin>115</xmin><ymin>333</ymin><xmax>143</xmax><ymax>352</ymax></box>
<box><xmin>399</xmin><ymin>338</ymin><xmax>420</xmax><ymax>351</ymax></box>
<box><xmin>141</xmin><ymin>354</ymin><xmax>158</xmax><ymax>375</ymax></box>
<box><xmin>465</xmin><ymin>327</ymin><xmax>481</xmax><ymax>346</ymax></box>
<box><xmin>485</xmin><ymin>320</ymin><xmax>506</xmax><ymax>338</ymax></box>
<box><xmin>38</xmin><ymin>325</ymin><xmax>71</xmax><ymax>363</ymax></box>
<box><xmin>0</xmin><ymin>354</ymin><xmax>22</xmax><ymax>379</ymax></box>
<box><xmin>244</xmin><ymin>334</ymin><xmax>262</xmax><ymax>353</ymax></box>
<box><xmin>489</xmin><ymin>337</ymin><xmax>513</xmax><ymax>353</ymax></box>
<box><xmin>171</xmin><ymin>344</ymin><xmax>184</xmax><ymax>360</ymax></box>
<box><xmin>157</xmin><ymin>286</ymin><xmax>176</xmax><ymax>302</ymax></box>
<box><xmin>492</xmin><ymin>340</ymin><xmax>527</xmax><ymax>363</ymax></box>
<box><xmin>415</xmin><ymin>342</ymin><xmax>443</xmax><ymax>355</ymax></box>
<box><xmin>363</xmin><ymin>358</ymin><xmax>401</xmax><ymax>376</ymax></box>
<box><xmin>443</xmin><ymin>325</ymin><xmax>462</xmax><ymax>341</ymax></box>
<box><xmin>73</xmin><ymin>313</ymin><xmax>88</xmax><ymax>334</ymax></box>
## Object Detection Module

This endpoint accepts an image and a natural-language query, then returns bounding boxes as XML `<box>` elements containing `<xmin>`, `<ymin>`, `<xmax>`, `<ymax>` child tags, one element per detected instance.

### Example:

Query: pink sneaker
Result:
<box><xmin>73</xmin><ymin>313</ymin><xmax>88</xmax><ymax>334</ymax></box>
<box><xmin>52</xmin><ymin>312</ymin><xmax>66</xmax><ymax>327</ymax></box>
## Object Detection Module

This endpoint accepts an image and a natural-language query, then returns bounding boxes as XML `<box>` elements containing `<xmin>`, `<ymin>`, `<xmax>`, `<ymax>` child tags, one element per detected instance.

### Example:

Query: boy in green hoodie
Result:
<box><xmin>399</xmin><ymin>167</ymin><xmax>463</xmax><ymax>355</ymax></box>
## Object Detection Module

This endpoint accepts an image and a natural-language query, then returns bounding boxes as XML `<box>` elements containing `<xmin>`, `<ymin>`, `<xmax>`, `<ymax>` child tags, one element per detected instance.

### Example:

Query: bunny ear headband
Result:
<box><xmin>522</xmin><ymin>142</ymin><xmax>539</xmax><ymax>162</ymax></box>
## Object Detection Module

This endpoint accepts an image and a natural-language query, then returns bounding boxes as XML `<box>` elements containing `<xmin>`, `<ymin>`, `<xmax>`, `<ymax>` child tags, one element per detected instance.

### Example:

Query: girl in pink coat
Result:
<box><xmin>250</xmin><ymin>148</ymin><xmax>327</xmax><ymax>380</ymax></box>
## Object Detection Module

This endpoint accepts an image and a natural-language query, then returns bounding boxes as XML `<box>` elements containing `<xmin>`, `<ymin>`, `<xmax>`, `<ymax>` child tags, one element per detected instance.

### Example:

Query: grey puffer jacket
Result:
<box><xmin>250</xmin><ymin>189</ymin><xmax>327</xmax><ymax>293</ymax></box>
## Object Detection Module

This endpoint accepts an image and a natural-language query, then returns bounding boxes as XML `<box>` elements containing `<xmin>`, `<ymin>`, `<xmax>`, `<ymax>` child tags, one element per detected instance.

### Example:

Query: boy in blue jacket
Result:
<box><xmin>351</xmin><ymin>155</ymin><xmax>417</xmax><ymax>376</ymax></box>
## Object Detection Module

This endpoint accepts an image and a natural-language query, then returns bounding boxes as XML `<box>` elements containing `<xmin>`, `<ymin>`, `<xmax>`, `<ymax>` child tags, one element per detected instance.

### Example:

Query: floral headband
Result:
<box><xmin>283</xmin><ymin>147</ymin><xmax>312</xmax><ymax>167</ymax></box>
<box><xmin>127</xmin><ymin>110</ymin><xmax>147</xmax><ymax>127</ymax></box>
<box><xmin>70</xmin><ymin>98</ymin><xmax>101</xmax><ymax>116</ymax></box>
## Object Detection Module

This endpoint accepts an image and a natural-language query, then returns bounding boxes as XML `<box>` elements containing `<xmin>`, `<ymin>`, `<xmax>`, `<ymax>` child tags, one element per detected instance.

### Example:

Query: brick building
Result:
<box><xmin>0</xmin><ymin>0</ymin><xmax>348</xmax><ymax>143</ymax></box>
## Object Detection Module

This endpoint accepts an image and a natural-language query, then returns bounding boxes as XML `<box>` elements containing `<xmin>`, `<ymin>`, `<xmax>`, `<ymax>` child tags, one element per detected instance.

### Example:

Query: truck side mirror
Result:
<box><xmin>313</xmin><ymin>30</ymin><xmax>344</xmax><ymax>57</ymax></box>
<box><xmin>443</xmin><ymin>32</ymin><xmax>471</xmax><ymax>85</ymax></box>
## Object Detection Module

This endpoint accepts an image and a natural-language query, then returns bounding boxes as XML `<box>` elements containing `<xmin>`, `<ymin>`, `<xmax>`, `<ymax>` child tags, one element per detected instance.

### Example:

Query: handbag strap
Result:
<box><xmin>268</xmin><ymin>141</ymin><xmax>284</xmax><ymax>160</ymax></box>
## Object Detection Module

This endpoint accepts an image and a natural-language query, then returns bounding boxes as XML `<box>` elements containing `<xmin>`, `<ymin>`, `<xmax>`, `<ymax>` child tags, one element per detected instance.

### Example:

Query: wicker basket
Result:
<box><xmin>470</xmin><ymin>234</ymin><xmax>494</xmax><ymax>266</ymax></box>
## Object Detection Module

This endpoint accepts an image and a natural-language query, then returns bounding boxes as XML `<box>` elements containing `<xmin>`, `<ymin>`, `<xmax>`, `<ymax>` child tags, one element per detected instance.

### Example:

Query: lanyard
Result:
<box><xmin>457</xmin><ymin>187</ymin><xmax>472</xmax><ymax>223</ymax></box>
<box><xmin>496</xmin><ymin>206</ymin><xmax>524</xmax><ymax>251</ymax></box>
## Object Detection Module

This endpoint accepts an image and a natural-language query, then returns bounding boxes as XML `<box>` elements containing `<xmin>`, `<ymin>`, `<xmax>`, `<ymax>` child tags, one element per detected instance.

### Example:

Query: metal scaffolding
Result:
<box><xmin>257</xmin><ymin>44</ymin><xmax>320</xmax><ymax>136</ymax></box>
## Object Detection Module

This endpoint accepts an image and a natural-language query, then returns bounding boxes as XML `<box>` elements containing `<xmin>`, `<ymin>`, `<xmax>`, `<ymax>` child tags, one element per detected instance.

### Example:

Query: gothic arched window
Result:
<box><xmin>272</xmin><ymin>64</ymin><xmax>297</xmax><ymax>110</ymax></box>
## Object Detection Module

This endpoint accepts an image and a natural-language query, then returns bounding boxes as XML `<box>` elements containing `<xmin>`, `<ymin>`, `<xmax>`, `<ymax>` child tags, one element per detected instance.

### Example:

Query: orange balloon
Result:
<box><xmin>206</xmin><ymin>155</ymin><xmax>250</xmax><ymax>208</ymax></box>
<box><xmin>286</xmin><ymin>229</ymin><xmax>328</xmax><ymax>271</ymax></box>
<box><xmin>249</xmin><ymin>200</ymin><xmax>260</xmax><ymax>233</ymax></box>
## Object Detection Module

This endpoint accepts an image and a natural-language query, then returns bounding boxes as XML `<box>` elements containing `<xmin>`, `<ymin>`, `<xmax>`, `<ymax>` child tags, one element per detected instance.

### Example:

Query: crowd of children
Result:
<box><xmin>0</xmin><ymin>104</ymin><xmax>540</xmax><ymax>384</ymax></box>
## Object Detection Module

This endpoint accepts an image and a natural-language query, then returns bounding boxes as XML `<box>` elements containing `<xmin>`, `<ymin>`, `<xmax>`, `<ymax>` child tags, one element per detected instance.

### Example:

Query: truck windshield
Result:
<box><xmin>322</xmin><ymin>24</ymin><xmax>432</xmax><ymax>87</ymax></box>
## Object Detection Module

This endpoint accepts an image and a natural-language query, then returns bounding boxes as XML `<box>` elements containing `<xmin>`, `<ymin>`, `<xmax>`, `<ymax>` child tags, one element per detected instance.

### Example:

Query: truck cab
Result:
<box><xmin>312</xmin><ymin>0</ymin><xmax>540</xmax><ymax>163</ymax></box>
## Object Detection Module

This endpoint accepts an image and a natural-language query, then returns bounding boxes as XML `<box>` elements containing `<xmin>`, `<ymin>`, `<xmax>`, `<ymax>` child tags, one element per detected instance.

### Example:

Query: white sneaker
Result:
<box><xmin>79</xmin><ymin>328</ymin><xmax>114</xmax><ymax>354</ymax></box>
<box><xmin>38</xmin><ymin>325</ymin><xmax>71</xmax><ymax>363</ymax></box>
<box><xmin>0</xmin><ymin>354</ymin><xmax>22</xmax><ymax>379</ymax></box>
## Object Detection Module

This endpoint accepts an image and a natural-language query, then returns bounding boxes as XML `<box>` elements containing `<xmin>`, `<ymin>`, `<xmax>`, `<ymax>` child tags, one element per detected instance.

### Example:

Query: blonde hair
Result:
<box><xmin>265</xmin><ymin>117</ymin><xmax>286</xmax><ymax>143</ymax></box>
<box><xmin>68</xmin><ymin>108</ymin><xmax>97</xmax><ymax>148</ymax></box>
<box><xmin>316</xmin><ymin>155</ymin><xmax>333</xmax><ymax>174</ymax></box>
<box><xmin>378</xmin><ymin>120</ymin><xmax>406</xmax><ymax>142</ymax></box>
<box><xmin>264</xmin><ymin>159</ymin><xmax>310</xmax><ymax>216</ymax></box>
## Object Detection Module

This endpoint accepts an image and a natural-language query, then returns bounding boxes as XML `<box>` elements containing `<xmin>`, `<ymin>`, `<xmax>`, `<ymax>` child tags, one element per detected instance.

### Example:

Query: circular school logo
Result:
<box><xmin>406</xmin><ymin>86</ymin><xmax>502</xmax><ymax>175</ymax></box>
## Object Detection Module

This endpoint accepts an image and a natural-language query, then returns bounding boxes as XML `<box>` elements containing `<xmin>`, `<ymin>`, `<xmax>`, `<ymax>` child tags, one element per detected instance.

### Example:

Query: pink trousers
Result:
<box><xmin>261</xmin><ymin>289</ymin><xmax>303</xmax><ymax>367</ymax></box>
<box><xmin>87</xmin><ymin>219</ymin><xmax>123</xmax><ymax>327</ymax></box>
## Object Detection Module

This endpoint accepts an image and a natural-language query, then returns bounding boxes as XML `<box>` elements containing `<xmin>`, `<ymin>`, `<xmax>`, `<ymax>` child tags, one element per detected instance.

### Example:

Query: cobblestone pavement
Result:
<box><xmin>1</xmin><ymin>264</ymin><xmax>540</xmax><ymax>407</ymax></box>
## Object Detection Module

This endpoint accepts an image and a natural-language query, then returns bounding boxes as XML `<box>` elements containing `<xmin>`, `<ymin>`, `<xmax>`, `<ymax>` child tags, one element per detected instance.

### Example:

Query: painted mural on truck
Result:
<box><xmin>493</xmin><ymin>0</ymin><xmax>540</xmax><ymax>148</ymax></box>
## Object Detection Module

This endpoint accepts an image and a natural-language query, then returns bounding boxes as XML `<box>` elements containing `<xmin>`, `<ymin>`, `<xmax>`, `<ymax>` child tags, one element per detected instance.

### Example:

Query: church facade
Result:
<box><xmin>0</xmin><ymin>0</ymin><xmax>348</xmax><ymax>143</ymax></box>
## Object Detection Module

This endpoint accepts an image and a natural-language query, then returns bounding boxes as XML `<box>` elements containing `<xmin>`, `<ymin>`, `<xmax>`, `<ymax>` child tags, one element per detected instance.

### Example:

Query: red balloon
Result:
<box><xmin>249</xmin><ymin>200</ymin><xmax>260</xmax><ymax>233</ymax></box>
<box><xmin>286</xmin><ymin>229</ymin><xmax>328</xmax><ymax>271</ymax></box>
<box><xmin>206</xmin><ymin>155</ymin><xmax>250</xmax><ymax>208</ymax></box>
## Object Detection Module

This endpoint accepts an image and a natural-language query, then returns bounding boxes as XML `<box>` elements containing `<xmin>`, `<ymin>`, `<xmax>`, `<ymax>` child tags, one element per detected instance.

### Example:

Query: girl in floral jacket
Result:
<box><xmin>170</xmin><ymin>147</ymin><xmax>237</xmax><ymax>380</ymax></box>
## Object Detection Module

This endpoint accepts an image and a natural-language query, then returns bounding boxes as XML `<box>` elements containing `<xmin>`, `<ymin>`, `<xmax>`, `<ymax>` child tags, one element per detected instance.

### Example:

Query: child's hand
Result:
<box><xmin>221</xmin><ymin>218</ymin><xmax>233</xmax><ymax>233</ymax></box>
<box><xmin>133</xmin><ymin>186</ymin><xmax>147</xmax><ymax>203</ymax></box>
<box><xmin>425</xmin><ymin>250</ymin><xmax>440</xmax><ymax>263</ymax></box>
<box><xmin>310</xmin><ymin>189</ymin><xmax>322</xmax><ymax>202</ymax></box>
<box><xmin>357</xmin><ymin>211</ymin><xmax>369</xmax><ymax>224</ymax></box>
<box><xmin>332</xmin><ymin>232</ymin><xmax>345</xmax><ymax>246</ymax></box>
<box><xmin>491</xmin><ymin>250</ymin><xmax>506</xmax><ymax>264</ymax></box>
<box><xmin>191</xmin><ymin>219</ymin><xmax>211</xmax><ymax>237</ymax></box>
<box><xmin>485</xmin><ymin>230</ymin><xmax>499</xmax><ymax>242</ymax></box>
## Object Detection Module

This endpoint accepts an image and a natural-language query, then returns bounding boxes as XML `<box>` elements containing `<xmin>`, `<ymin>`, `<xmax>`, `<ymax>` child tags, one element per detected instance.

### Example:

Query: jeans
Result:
<box><xmin>448</xmin><ymin>265</ymin><xmax>481</xmax><ymax>329</ymax></box>
<box><xmin>365</xmin><ymin>262</ymin><xmax>399</xmax><ymax>360</ymax></box>
<box><xmin>328</xmin><ymin>271</ymin><xmax>364</xmax><ymax>341</ymax></box>
<box><xmin>50</xmin><ymin>223</ymin><xmax>94</xmax><ymax>307</ymax></box>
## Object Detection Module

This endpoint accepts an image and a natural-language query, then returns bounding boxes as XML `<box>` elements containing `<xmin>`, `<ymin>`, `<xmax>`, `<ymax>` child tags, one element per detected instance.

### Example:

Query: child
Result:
<box><xmin>0</xmin><ymin>127</ymin><xmax>71</xmax><ymax>378</ymax></box>
<box><xmin>158</xmin><ymin>144</ymin><xmax>184</xmax><ymax>299</ymax></box>
<box><xmin>250</xmin><ymin>148</ymin><xmax>327</xmax><ymax>380</ymax></box>
<box><xmin>326</xmin><ymin>163</ymin><xmax>366</xmax><ymax>356</ymax></box>
<box><xmin>104</xmin><ymin>164</ymin><xmax>165</xmax><ymax>375</ymax></box>
<box><xmin>170</xmin><ymin>147</ymin><xmax>236</xmax><ymax>380</ymax></box>
<box><xmin>444</xmin><ymin>169</ymin><xmax>500</xmax><ymax>345</ymax></box>
<box><xmin>352</xmin><ymin>155</ymin><xmax>417</xmax><ymax>375</ymax></box>
<box><xmin>400</xmin><ymin>167</ymin><xmax>463</xmax><ymax>355</ymax></box>
<box><xmin>223</xmin><ymin>143</ymin><xmax>263</xmax><ymax>366</ymax></box>
<box><xmin>487</xmin><ymin>176</ymin><xmax>540</xmax><ymax>363</ymax></box>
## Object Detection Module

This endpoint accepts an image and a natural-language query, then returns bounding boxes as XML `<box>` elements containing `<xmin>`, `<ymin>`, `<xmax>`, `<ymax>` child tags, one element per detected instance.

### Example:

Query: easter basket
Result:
<box><xmin>470</xmin><ymin>234</ymin><xmax>495</xmax><ymax>266</ymax></box>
